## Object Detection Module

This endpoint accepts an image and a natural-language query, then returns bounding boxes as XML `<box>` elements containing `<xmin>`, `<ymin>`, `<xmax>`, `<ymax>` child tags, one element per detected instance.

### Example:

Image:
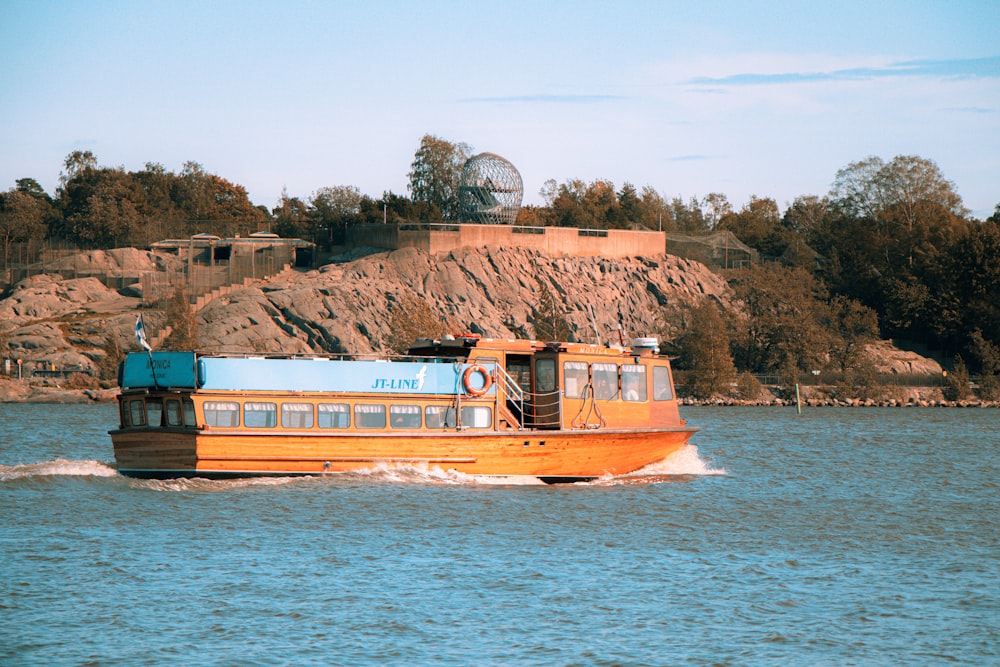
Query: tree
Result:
<box><xmin>532</xmin><ymin>285</ymin><xmax>572</xmax><ymax>341</ymax></box>
<box><xmin>162</xmin><ymin>284</ymin><xmax>199</xmax><ymax>351</ymax></box>
<box><xmin>549</xmin><ymin>179</ymin><xmax>590</xmax><ymax>228</ymax></box>
<box><xmin>670</xmin><ymin>196</ymin><xmax>709</xmax><ymax>234</ymax></box>
<box><xmin>407</xmin><ymin>135</ymin><xmax>472</xmax><ymax>221</ymax></box>
<box><xmin>637</xmin><ymin>186</ymin><xmax>674</xmax><ymax>231</ymax></box>
<box><xmin>359</xmin><ymin>191</ymin><xmax>441</xmax><ymax>225</ymax></box>
<box><xmin>617</xmin><ymin>182</ymin><xmax>640</xmax><ymax>228</ymax></box>
<box><xmin>582</xmin><ymin>180</ymin><xmax>619</xmax><ymax>228</ymax></box>
<box><xmin>674</xmin><ymin>300</ymin><xmax>736</xmax><ymax>398</ymax></box>
<box><xmin>132</xmin><ymin>162</ymin><xmax>186</xmax><ymax>241</ymax></box>
<box><xmin>59</xmin><ymin>150</ymin><xmax>98</xmax><ymax>188</ymax></box>
<box><xmin>176</xmin><ymin>162</ymin><xmax>267</xmax><ymax>237</ymax></box>
<box><xmin>968</xmin><ymin>329</ymin><xmax>1000</xmax><ymax>401</ymax></box>
<box><xmin>830</xmin><ymin>155</ymin><xmax>968</xmax><ymax>263</ymax></box>
<box><xmin>272</xmin><ymin>189</ymin><xmax>310</xmax><ymax>239</ymax></box>
<box><xmin>943</xmin><ymin>356</ymin><xmax>971</xmax><ymax>401</ymax></box>
<box><xmin>946</xmin><ymin>219</ymin><xmax>1000</xmax><ymax>353</ymax></box>
<box><xmin>63</xmin><ymin>170</ymin><xmax>145</xmax><ymax>247</ymax></box>
<box><xmin>15</xmin><ymin>178</ymin><xmax>53</xmax><ymax>205</ymax></box>
<box><xmin>515</xmin><ymin>204</ymin><xmax>548</xmax><ymax>226</ymax></box>
<box><xmin>818</xmin><ymin>155</ymin><xmax>972</xmax><ymax>350</ymax></box>
<box><xmin>310</xmin><ymin>185</ymin><xmax>362</xmax><ymax>246</ymax></box>
<box><xmin>701</xmin><ymin>193</ymin><xmax>732</xmax><ymax>229</ymax></box>
<box><xmin>826</xmin><ymin>295</ymin><xmax>879</xmax><ymax>372</ymax></box>
<box><xmin>717</xmin><ymin>196</ymin><xmax>790</xmax><ymax>257</ymax></box>
<box><xmin>0</xmin><ymin>189</ymin><xmax>47</xmax><ymax>270</ymax></box>
<box><xmin>728</xmin><ymin>264</ymin><xmax>832</xmax><ymax>374</ymax></box>
<box><xmin>782</xmin><ymin>195</ymin><xmax>830</xmax><ymax>245</ymax></box>
<box><xmin>384</xmin><ymin>292</ymin><xmax>447</xmax><ymax>354</ymax></box>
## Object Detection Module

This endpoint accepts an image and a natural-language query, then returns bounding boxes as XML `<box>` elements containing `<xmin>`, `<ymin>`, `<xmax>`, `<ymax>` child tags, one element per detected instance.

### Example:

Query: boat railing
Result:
<box><xmin>194</xmin><ymin>351</ymin><xmax>466</xmax><ymax>364</ymax></box>
<box><xmin>521</xmin><ymin>389</ymin><xmax>563</xmax><ymax>430</ymax></box>
<box><xmin>492</xmin><ymin>363</ymin><xmax>526</xmax><ymax>430</ymax></box>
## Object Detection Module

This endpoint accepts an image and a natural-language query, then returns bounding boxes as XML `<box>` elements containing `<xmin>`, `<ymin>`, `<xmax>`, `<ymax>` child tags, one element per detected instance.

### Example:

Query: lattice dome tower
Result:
<box><xmin>458</xmin><ymin>152</ymin><xmax>523</xmax><ymax>224</ymax></box>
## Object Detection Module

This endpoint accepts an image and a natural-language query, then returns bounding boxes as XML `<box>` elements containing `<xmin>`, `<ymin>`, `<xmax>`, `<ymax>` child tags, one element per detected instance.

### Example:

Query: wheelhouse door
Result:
<box><xmin>531</xmin><ymin>354</ymin><xmax>561</xmax><ymax>429</ymax></box>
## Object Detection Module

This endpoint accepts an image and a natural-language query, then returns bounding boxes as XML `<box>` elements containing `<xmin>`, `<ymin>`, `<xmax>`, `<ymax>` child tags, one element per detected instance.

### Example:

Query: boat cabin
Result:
<box><xmin>115</xmin><ymin>336</ymin><xmax>683</xmax><ymax>435</ymax></box>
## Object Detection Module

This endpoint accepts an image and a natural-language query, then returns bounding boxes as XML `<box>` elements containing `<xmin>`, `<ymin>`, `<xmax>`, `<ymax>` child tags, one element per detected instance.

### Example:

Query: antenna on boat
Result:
<box><xmin>616</xmin><ymin>309</ymin><xmax>627</xmax><ymax>347</ymax></box>
<box><xmin>588</xmin><ymin>304</ymin><xmax>601</xmax><ymax>346</ymax></box>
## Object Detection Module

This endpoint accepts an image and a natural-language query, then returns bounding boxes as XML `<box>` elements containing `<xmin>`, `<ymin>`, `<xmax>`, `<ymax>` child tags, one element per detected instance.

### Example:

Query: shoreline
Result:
<box><xmin>679</xmin><ymin>396</ymin><xmax>1000</xmax><ymax>408</ymax></box>
<box><xmin>1</xmin><ymin>380</ymin><xmax>996</xmax><ymax>408</ymax></box>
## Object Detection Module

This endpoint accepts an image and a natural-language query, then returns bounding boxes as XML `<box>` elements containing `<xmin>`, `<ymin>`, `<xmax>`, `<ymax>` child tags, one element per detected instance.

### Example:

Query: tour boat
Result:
<box><xmin>110</xmin><ymin>335</ymin><xmax>698</xmax><ymax>483</ymax></box>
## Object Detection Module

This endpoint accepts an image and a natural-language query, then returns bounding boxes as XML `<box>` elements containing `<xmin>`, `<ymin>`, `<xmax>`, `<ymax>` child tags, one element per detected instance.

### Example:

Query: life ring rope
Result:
<box><xmin>463</xmin><ymin>364</ymin><xmax>493</xmax><ymax>396</ymax></box>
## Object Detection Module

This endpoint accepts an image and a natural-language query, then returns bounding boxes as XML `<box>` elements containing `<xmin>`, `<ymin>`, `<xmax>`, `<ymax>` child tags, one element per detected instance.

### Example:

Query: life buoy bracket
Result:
<box><xmin>462</xmin><ymin>364</ymin><xmax>493</xmax><ymax>397</ymax></box>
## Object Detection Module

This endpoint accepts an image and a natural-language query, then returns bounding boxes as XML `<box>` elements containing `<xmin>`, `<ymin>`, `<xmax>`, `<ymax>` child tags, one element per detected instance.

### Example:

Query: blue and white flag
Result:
<box><xmin>135</xmin><ymin>314</ymin><xmax>151</xmax><ymax>352</ymax></box>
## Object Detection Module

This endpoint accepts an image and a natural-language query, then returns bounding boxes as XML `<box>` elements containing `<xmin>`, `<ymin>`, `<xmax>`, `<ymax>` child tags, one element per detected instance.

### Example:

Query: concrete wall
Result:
<box><xmin>348</xmin><ymin>223</ymin><xmax>665</xmax><ymax>258</ymax></box>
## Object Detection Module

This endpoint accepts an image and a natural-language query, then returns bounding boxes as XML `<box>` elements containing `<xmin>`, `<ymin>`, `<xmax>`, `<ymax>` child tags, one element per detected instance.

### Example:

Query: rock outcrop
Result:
<box><xmin>3</xmin><ymin>243</ymin><xmax>952</xmax><ymax>404</ymax></box>
<box><xmin>194</xmin><ymin>246</ymin><xmax>730</xmax><ymax>354</ymax></box>
<box><xmin>1</xmin><ymin>245</ymin><xmax>728</xmax><ymax>379</ymax></box>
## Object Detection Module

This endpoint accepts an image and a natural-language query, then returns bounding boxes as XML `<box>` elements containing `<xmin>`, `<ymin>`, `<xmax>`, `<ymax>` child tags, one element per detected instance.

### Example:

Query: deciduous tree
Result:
<box><xmin>407</xmin><ymin>135</ymin><xmax>472</xmax><ymax>221</ymax></box>
<box><xmin>717</xmin><ymin>196</ymin><xmax>790</xmax><ymax>257</ymax></box>
<box><xmin>0</xmin><ymin>189</ymin><xmax>47</xmax><ymax>270</ymax></box>
<box><xmin>675</xmin><ymin>300</ymin><xmax>736</xmax><ymax>398</ymax></box>
<box><xmin>638</xmin><ymin>186</ymin><xmax>674</xmax><ymax>231</ymax></box>
<box><xmin>727</xmin><ymin>264</ymin><xmax>832</xmax><ymax>374</ymax></box>
<box><xmin>701</xmin><ymin>192</ymin><xmax>732</xmax><ymax>229</ymax></box>
<box><xmin>385</xmin><ymin>292</ymin><xmax>447</xmax><ymax>354</ymax></box>
<box><xmin>310</xmin><ymin>185</ymin><xmax>362</xmax><ymax>246</ymax></box>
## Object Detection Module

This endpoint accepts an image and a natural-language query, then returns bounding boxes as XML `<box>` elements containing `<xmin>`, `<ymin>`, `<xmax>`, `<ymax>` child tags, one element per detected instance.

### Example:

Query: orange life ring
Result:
<box><xmin>463</xmin><ymin>364</ymin><xmax>493</xmax><ymax>396</ymax></box>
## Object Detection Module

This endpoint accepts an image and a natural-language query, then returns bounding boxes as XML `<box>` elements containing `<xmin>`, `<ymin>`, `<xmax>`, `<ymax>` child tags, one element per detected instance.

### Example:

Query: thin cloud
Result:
<box><xmin>688</xmin><ymin>56</ymin><xmax>1000</xmax><ymax>86</ymax></box>
<box><xmin>943</xmin><ymin>106</ymin><xmax>997</xmax><ymax>114</ymax></box>
<box><xmin>668</xmin><ymin>154</ymin><xmax>712</xmax><ymax>162</ymax></box>
<box><xmin>460</xmin><ymin>94</ymin><xmax>626</xmax><ymax>104</ymax></box>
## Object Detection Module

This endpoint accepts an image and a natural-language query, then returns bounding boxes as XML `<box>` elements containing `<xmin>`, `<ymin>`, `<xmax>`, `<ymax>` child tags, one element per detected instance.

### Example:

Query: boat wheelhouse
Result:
<box><xmin>110</xmin><ymin>336</ymin><xmax>698</xmax><ymax>483</ymax></box>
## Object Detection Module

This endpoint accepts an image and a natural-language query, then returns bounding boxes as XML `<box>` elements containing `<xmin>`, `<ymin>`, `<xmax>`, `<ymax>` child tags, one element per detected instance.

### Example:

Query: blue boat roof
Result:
<box><xmin>120</xmin><ymin>352</ymin><xmax>491</xmax><ymax>395</ymax></box>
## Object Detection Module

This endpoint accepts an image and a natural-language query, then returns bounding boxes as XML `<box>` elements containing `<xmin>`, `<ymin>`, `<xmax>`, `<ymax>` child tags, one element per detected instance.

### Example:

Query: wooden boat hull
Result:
<box><xmin>110</xmin><ymin>427</ymin><xmax>697</xmax><ymax>482</ymax></box>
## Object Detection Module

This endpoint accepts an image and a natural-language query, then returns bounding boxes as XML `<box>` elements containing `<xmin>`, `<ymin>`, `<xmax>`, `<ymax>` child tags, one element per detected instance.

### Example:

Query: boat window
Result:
<box><xmin>245</xmin><ymin>402</ymin><xmax>277</xmax><ymax>428</ymax></box>
<box><xmin>653</xmin><ymin>366</ymin><xmax>674</xmax><ymax>401</ymax></box>
<box><xmin>592</xmin><ymin>363</ymin><xmax>619</xmax><ymax>400</ymax></box>
<box><xmin>281</xmin><ymin>402</ymin><xmax>314</xmax><ymax>429</ymax></box>
<box><xmin>318</xmin><ymin>403</ymin><xmax>350</xmax><ymax>429</ymax></box>
<box><xmin>120</xmin><ymin>401</ymin><xmax>129</xmax><ymax>428</ymax></box>
<box><xmin>506</xmin><ymin>360</ymin><xmax>532</xmax><ymax>392</ymax></box>
<box><xmin>165</xmin><ymin>399</ymin><xmax>183</xmax><ymax>427</ymax></box>
<box><xmin>183</xmin><ymin>400</ymin><xmax>197</xmax><ymax>427</ymax></box>
<box><xmin>355</xmin><ymin>404</ymin><xmax>387</xmax><ymax>429</ymax></box>
<box><xmin>622</xmin><ymin>364</ymin><xmax>648</xmax><ymax>402</ymax></box>
<box><xmin>425</xmin><ymin>405</ymin><xmax>457</xmax><ymax>429</ymax></box>
<box><xmin>390</xmin><ymin>405</ymin><xmax>422</xmax><ymax>429</ymax></box>
<box><xmin>461</xmin><ymin>406</ymin><xmax>492</xmax><ymax>429</ymax></box>
<box><xmin>204</xmin><ymin>401</ymin><xmax>240</xmax><ymax>427</ymax></box>
<box><xmin>563</xmin><ymin>361</ymin><xmax>589</xmax><ymax>399</ymax></box>
<box><xmin>535</xmin><ymin>358</ymin><xmax>556</xmax><ymax>393</ymax></box>
<box><xmin>129</xmin><ymin>399</ymin><xmax>146</xmax><ymax>427</ymax></box>
<box><xmin>146</xmin><ymin>399</ymin><xmax>163</xmax><ymax>428</ymax></box>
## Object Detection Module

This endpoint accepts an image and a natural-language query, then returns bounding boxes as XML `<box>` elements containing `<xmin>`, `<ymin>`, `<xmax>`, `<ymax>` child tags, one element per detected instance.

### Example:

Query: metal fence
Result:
<box><xmin>2</xmin><ymin>239</ymin><xmax>290</xmax><ymax>307</ymax></box>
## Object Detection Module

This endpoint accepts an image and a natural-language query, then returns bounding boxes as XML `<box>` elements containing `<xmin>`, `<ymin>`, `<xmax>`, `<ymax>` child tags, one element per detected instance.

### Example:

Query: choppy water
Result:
<box><xmin>1</xmin><ymin>403</ymin><xmax>997</xmax><ymax>666</ymax></box>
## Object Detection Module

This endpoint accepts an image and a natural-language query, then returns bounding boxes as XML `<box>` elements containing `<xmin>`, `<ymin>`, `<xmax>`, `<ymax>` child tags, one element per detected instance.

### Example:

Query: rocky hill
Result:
<box><xmin>1</xmin><ymin>244</ymin><xmax>942</xmax><ymax>393</ymax></box>
<box><xmin>0</xmin><ymin>245</ymin><xmax>725</xmax><ymax>376</ymax></box>
<box><xmin>194</xmin><ymin>246</ymin><xmax>729</xmax><ymax>355</ymax></box>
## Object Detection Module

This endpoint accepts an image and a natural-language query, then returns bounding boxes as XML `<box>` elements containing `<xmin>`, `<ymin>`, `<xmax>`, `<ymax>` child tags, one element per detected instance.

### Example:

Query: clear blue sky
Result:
<box><xmin>2</xmin><ymin>0</ymin><xmax>998</xmax><ymax>218</ymax></box>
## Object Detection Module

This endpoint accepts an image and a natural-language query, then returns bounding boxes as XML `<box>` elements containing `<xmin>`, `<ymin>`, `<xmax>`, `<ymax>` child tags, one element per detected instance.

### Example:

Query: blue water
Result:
<box><xmin>1</xmin><ymin>403</ymin><xmax>997</xmax><ymax>666</ymax></box>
